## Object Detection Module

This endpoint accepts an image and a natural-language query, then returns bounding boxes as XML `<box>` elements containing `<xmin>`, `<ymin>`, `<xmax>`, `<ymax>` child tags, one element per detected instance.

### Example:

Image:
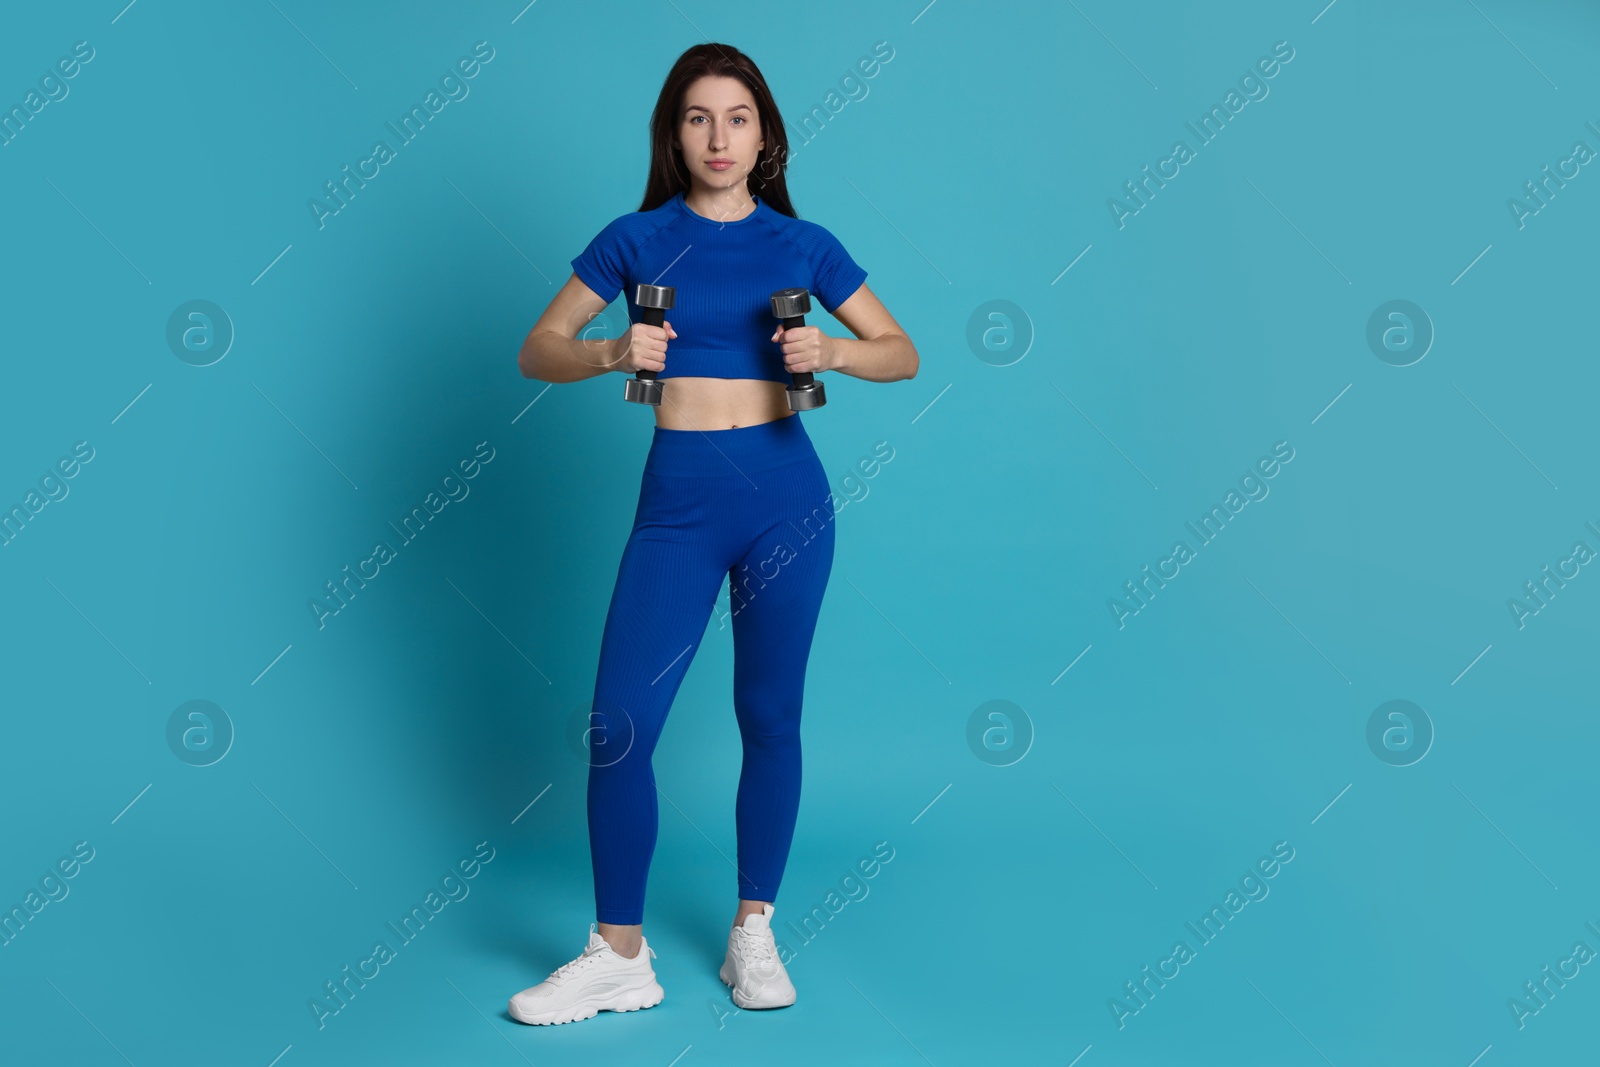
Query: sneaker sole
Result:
<box><xmin>508</xmin><ymin>981</ymin><xmax>665</xmax><ymax>1026</ymax></box>
<box><xmin>719</xmin><ymin>962</ymin><xmax>796</xmax><ymax>1010</ymax></box>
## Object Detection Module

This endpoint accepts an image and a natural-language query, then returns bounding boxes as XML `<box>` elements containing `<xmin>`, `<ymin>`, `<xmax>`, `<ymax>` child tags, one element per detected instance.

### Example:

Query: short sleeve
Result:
<box><xmin>811</xmin><ymin>226</ymin><xmax>868</xmax><ymax>315</ymax></box>
<box><xmin>570</xmin><ymin>216</ymin><xmax>629</xmax><ymax>304</ymax></box>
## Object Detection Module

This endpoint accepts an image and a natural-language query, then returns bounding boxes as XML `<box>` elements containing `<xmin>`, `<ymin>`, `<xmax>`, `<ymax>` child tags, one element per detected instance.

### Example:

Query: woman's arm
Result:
<box><xmin>771</xmin><ymin>284</ymin><xmax>918</xmax><ymax>384</ymax></box>
<box><xmin>518</xmin><ymin>274</ymin><xmax>626</xmax><ymax>383</ymax></box>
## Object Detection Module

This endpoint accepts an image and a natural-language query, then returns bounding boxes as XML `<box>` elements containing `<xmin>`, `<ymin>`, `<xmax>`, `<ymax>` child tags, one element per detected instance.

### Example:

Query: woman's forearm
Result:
<box><xmin>519</xmin><ymin>329</ymin><xmax>621</xmax><ymax>383</ymax></box>
<box><xmin>831</xmin><ymin>333</ymin><xmax>918</xmax><ymax>383</ymax></box>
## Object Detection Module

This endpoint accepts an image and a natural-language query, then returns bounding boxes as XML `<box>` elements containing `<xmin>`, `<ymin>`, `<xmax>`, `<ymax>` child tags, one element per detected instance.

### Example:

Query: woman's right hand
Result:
<box><xmin>617</xmin><ymin>320</ymin><xmax>676</xmax><ymax>374</ymax></box>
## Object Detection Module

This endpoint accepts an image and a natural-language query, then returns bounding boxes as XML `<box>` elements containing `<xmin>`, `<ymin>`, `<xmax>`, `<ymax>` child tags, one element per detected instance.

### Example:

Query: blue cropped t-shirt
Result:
<box><xmin>569</xmin><ymin>191</ymin><xmax>869</xmax><ymax>383</ymax></box>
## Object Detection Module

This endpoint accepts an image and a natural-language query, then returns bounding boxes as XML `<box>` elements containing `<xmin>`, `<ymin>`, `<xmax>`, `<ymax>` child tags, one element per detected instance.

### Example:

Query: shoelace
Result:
<box><xmin>550</xmin><ymin>947</ymin><xmax>606</xmax><ymax>981</ymax></box>
<box><xmin>734</xmin><ymin>927</ymin><xmax>778</xmax><ymax>968</ymax></box>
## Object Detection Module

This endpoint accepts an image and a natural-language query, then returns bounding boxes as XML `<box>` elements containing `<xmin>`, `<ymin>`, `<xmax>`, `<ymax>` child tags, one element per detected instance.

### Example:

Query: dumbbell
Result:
<box><xmin>770</xmin><ymin>288</ymin><xmax>826</xmax><ymax>411</ymax></box>
<box><xmin>623</xmin><ymin>283</ymin><xmax>674</xmax><ymax>405</ymax></box>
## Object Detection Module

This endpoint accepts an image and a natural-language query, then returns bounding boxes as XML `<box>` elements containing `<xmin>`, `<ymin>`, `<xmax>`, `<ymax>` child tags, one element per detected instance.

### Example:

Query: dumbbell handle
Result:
<box><xmin>779</xmin><ymin>313</ymin><xmax>815</xmax><ymax>390</ymax></box>
<box><xmin>634</xmin><ymin>303</ymin><xmax>666</xmax><ymax>382</ymax></box>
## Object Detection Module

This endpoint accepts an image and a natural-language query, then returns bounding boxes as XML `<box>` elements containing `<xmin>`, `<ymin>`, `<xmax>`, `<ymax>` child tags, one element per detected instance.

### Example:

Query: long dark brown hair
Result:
<box><xmin>638</xmin><ymin>43</ymin><xmax>797</xmax><ymax>219</ymax></box>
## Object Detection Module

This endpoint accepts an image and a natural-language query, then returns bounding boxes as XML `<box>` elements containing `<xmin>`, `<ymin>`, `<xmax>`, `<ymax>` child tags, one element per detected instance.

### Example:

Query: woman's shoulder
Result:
<box><xmin>602</xmin><ymin>195</ymin><xmax>683</xmax><ymax>238</ymax></box>
<box><xmin>761</xmin><ymin>205</ymin><xmax>850</xmax><ymax>258</ymax></box>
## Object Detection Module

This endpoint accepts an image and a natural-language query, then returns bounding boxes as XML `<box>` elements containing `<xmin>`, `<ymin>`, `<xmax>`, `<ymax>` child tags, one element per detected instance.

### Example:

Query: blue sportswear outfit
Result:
<box><xmin>571</xmin><ymin>190</ymin><xmax>868</xmax><ymax>924</ymax></box>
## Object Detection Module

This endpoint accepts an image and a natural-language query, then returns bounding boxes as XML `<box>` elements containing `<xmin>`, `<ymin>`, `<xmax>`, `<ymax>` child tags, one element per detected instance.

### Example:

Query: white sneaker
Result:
<box><xmin>508</xmin><ymin>924</ymin><xmax>664</xmax><ymax>1026</ymax></box>
<box><xmin>719</xmin><ymin>903</ymin><xmax>796</xmax><ymax>1009</ymax></box>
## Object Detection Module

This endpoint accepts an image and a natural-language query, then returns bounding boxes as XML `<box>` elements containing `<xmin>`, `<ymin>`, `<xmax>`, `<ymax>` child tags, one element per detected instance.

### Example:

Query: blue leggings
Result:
<box><xmin>587</xmin><ymin>413</ymin><xmax>836</xmax><ymax>925</ymax></box>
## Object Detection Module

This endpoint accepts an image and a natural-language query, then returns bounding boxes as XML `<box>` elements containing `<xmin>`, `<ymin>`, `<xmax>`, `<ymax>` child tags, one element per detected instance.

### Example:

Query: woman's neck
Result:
<box><xmin>683</xmin><ymin>184</ymin><xmax>757</xmax><ymax>223</ymax></box>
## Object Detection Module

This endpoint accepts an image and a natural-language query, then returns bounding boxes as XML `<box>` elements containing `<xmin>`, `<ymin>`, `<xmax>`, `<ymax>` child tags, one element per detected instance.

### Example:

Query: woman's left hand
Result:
<box><xmin>771</xmin><ymin>324</ymin><xmax>838</xmax><ymax>374</ymax></box>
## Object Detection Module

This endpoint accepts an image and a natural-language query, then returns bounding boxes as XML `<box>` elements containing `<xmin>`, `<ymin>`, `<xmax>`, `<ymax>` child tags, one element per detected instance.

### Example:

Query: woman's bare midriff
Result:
<box><xmin>653</xmin><ymin>377</ymin><xmax>796</xmax><ymax>430</ymax></box>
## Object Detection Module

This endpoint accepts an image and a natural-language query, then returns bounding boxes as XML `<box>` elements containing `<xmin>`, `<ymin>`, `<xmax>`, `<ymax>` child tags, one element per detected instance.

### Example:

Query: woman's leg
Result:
<box><xmin>587</xmin><ymin>471</ymin><xmax>732</xmax><ymax>950</ymax></box>
<box><xmin>726</xmin><ymin>460</ymin><xmax>837</xmax><ymax>921</ymax></box>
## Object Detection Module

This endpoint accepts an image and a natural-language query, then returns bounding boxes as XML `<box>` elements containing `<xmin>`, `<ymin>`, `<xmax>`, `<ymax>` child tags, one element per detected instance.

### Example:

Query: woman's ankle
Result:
<box><xmin>596</xmin><ymin>921</ymin><xmax>642</xmax><ymax>958</ymax></box>
<box><xmin>732</xmin><ymin>898</ymin><xmax>771</xmax><ymax>928</ymax></box>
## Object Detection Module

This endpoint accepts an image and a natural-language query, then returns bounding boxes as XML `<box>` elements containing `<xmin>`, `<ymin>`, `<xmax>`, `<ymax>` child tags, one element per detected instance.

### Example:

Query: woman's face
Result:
<box><xmin>677</xmin><ymin>75</ymin><xmax>764</xmax><ymax>194</ymax></box>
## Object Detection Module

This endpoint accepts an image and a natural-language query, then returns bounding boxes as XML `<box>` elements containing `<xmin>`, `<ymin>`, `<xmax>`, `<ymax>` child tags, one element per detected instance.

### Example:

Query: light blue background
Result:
<box><xmin>2</xmin><ymin>1</ymin><xmax>1596</xmax><ymax>1064</ymax></box>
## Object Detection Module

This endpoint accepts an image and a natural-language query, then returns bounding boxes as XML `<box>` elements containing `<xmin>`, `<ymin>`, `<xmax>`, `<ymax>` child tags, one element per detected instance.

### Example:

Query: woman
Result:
<box><xmin>509</xmin><ymin>42</ymin><xmax>917</xmax><ymax>1027</ymax></box>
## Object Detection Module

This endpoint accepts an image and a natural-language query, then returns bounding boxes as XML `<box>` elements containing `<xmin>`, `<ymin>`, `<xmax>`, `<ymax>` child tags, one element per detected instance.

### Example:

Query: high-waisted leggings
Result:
<box><xmin>586</xmin><ymin>413</ymin><xmax>836</xmax><ymax>926</ymax></box>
